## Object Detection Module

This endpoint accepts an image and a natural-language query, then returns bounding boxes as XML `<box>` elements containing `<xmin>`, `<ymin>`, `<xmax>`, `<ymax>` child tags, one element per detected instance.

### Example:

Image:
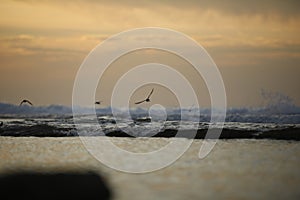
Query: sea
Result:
<box><xmin>0</xmin><ymin>103</ymin><xmax>299</xmax><ymax>140</ymax></box>
<box><xmin>1</xmin><ymin>103</ymin><xmax>300</xmax><ymax>199</ymax></box>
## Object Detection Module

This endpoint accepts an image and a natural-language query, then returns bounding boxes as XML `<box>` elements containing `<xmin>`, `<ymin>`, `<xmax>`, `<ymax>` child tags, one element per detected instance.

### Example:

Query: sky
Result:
<box><xmin>0</xmin><ymin>0</ymin><xmax>299</xmax><ymax>108</ymax></box>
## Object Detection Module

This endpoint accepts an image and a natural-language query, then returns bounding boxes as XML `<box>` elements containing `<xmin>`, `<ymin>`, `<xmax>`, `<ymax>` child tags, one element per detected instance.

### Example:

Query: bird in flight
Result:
<box><xmin>19</xmin><ymin>99</ymin><xmax>33</xmax><ymax>106</ymax></box>
<box><xmin>95</xmin><ymin>101</ymin><xmax>102</xmax><ymax>105</ymax></box>
<box><xmin>135</xmin><ymin>88</ymin><xmax>154</xmax><ymax>105</ymax></box>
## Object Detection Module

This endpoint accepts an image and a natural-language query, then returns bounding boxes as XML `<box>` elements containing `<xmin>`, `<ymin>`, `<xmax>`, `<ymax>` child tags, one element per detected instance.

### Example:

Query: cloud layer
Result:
<box><xmin>0</xmin><ymin>0</ymin><xmax>299</xmax><ymax>106</ymax></box>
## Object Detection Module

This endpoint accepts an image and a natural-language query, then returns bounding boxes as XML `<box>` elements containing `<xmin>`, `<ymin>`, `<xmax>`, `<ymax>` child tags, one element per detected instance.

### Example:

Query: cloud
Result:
<box><xmin>80</xmin><ymin>34</ymin><xmax>110</xmax><ymax>41</ymax></box>
<box><xmin>184</xmin><ymin>0</ymin><xmax>300</xmax><ymax>17</ymax></box>
<box><xmin>0</xmin><ymin>34</ymin><xmax>91</xmax><ymax>56</ymax></box>
<box><xmin>13</xmin><ymin>0</ymin><xmax>300</xmax><ymax>18</ymax></box>
<box><xmin>3</xmin><ymin>0</ymin><xmax>300</xmax><ymax>36</ymax></box>
<box><xmin>2</xmin><ymin>2</ymin><xmax>300</xmax><ymax>71</ymax></box>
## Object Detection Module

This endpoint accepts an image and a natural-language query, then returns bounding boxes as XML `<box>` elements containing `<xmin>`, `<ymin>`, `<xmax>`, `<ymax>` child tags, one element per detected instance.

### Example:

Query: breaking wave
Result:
<box><xmin>0</xmin><ymin>102</ymin><xmax>300</xmax><ymax>124</ymax></box>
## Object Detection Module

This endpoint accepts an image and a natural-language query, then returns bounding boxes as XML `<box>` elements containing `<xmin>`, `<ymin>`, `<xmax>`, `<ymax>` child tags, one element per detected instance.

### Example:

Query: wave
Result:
<box><xmin>0</xmin><ymin>103</ymin><xmax>73</xmax><ymax>115</ymax></box>
<box><xmin>1</xmin><ymin>123</ymin><xmax>299</xmax><ymax>140</ymax></box>
<box><xmin>1</xmin><ymin>102</ymin><xmax>300</xmax><ymax>124</ymax></box>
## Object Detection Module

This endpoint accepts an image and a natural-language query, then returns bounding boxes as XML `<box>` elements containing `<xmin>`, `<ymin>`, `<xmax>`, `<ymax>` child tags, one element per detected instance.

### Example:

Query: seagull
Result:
<box><xmin>19</xmin><ymin>99</ymin><xmax>33</xmax><ymax>106</ymax></box>
<box><xmin>95</xmin><ymin>101</ymin><xmax>102</xmax><ymax>105</ymax></box>
<box><xmin>135</xmin><ymin>88</ymin><xmax>154</xmax><ymax>105</ymax></box>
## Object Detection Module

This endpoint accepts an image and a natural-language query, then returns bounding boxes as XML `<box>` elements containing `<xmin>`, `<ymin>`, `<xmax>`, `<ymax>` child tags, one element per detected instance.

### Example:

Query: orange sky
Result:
<box><xmin>0</xmin><ymin>0</ymin><xmax>299</xmax><ymax>107</ymax></box>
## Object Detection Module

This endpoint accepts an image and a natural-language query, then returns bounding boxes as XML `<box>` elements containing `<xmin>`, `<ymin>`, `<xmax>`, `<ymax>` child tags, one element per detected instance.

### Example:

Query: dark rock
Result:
<box><xmin>0</xmin><ymin>171</ymin><xmax>112</xmax><ymax>200</ymax></box>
